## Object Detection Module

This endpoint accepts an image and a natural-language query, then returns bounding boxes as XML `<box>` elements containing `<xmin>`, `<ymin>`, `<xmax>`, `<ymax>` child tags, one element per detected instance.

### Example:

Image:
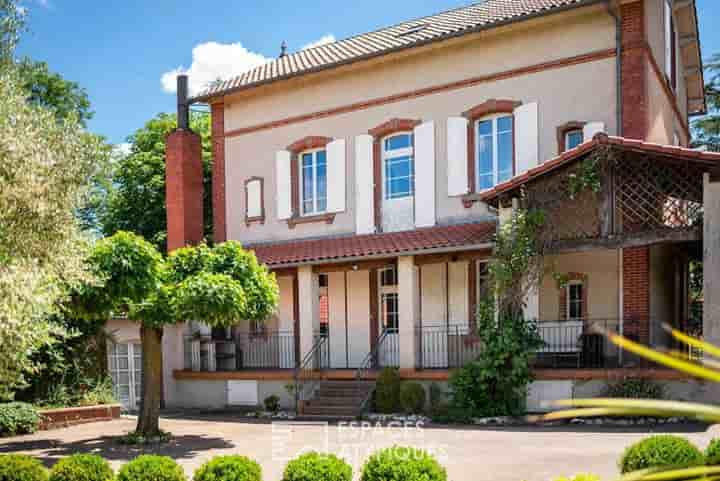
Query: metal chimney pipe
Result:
<box><xmin>177</xmin><ymin>74</ymin><xmax>189</xmax><ymax>130</ymax></box>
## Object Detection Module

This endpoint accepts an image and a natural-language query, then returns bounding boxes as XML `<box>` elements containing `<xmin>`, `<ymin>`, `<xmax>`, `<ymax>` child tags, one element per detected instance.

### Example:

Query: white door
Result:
<box><xmin>378</xmin><ymin>267</ymin><xmax>400</xmax><ymax>367</ymax></box>
<box><xmin>108</xmin><ymin>342</ymin><xmax>142</xmax><ymax>410</ymax></box>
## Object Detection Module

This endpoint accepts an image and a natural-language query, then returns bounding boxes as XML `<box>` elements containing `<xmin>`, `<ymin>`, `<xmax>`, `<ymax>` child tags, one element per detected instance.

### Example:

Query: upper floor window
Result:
<box><xmin>565</xmin><ymin>129</ymin><xmax>584</xmax><ymax>151</ymax></box>
<box><xmin>300</xmin><ymin>149</ymin><xmax>327</xmax><ymax>215</ymax></box>
<box><xmin>383</xmin><ymin>133</ymin><xmax>414</xmax><ymax>200</ymax></box>
<box><xmin>476</xmin><ymin>114</ymin><xmax>513</xmax><ymax>190</ymax></box>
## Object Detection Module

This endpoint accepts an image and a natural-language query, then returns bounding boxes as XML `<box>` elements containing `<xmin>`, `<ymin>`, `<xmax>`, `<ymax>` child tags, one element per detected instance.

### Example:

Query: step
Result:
<box><xmin>315</xmin><ymin>388</ymin><xmax>371</xmax><ymax>397</ymax></box>
<box><xmin>302</xmin><ymin>405</ymin><xmax>362</xmax><ymax>416</ymax></box>
<box><xmin>307</xmin><ymin>396</ymin><xmax>367</xmax><ymax>407</ymax></box>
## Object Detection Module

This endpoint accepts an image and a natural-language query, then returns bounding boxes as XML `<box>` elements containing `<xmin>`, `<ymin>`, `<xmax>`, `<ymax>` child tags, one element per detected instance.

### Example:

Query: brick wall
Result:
<box><xmin>620</xmin><ymin>0</ymin><xmax>647</xmax><ymax>140</ymax></box>
<box><xmin>211</xmin><ymin>102</ymin><xmax>227</xmax><ymax>243</ymax></box>
<box><xmin>623</xmin><ymin>246</ymin><xmax>650</xmax><ymax>344</ymax></box>
<box><xmin>166</xmin><ymin>129</ymin><xmax>203</xmax><ymax>252</ymax></box>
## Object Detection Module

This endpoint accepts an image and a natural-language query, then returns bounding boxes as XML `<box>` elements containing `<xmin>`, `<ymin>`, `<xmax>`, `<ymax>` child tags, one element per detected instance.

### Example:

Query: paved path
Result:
<box><xmin>0</xmin><ymin>414</ymin><xmax>718</xmax><ymax>481</ymax></box>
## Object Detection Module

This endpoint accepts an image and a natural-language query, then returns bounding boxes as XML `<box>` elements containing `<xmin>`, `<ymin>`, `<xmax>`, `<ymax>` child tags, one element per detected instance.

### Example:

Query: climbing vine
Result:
<box><xmin>566</xmin><ymin>154</ymin><xmax>602</xmax><ymax>199</ymax></box>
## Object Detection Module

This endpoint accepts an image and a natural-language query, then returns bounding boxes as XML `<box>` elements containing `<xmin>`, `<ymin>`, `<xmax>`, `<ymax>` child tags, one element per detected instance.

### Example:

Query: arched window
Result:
<box><xmin>299</xmin><ymin>148</ymin><xmax>327</xmax><ymax>215</ymax></box>
<box><xmin>475</xmin><ymin>113</ymin><xmax>514</xmax><ymax>190</ymax></box>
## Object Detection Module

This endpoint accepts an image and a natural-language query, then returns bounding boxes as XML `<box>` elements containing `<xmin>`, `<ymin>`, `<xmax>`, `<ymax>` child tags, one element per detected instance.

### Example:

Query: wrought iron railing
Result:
<box><xmin>355</xmin><ymin>329</ymin><xmax>393</xmax><ymax>414</ymax></box>
<box><xmin>183</xmin><ymin>329</ymin><xmax>296</xmax><ymax>371</ymax></box>
<box><xmin>294</xmin><ymin>333</ymin><xmax>329</xmax><ymax>412</ymax></box>
<box><xmin>415</xmin><ymin>319</ymin><xmax>693</xmax><ymax>370</ymax></box>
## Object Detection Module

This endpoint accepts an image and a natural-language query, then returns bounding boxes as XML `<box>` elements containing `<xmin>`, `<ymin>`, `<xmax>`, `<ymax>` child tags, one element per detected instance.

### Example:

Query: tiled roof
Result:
<box><xmin>479</xmin><ymin>134</ymin><xmax>720</xmax><ymax>204</ymax></box>
<box><xmin>248</xmin><ymin>222</ymin><xmax>496</xmax><ymax>267</ymax></box>
<box><xmin>193</xmin><ymin>0</ymin><xmax>591</xmax><ymax>102</ymax></box>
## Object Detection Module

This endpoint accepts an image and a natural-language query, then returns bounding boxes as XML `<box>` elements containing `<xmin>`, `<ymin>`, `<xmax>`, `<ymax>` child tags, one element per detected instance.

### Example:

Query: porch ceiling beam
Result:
<box><xmin>548</xmin><ymin>230</ymin><xmax>700</xmax><ymax>254</ymax></box>
<box><xmin>312</xmin><ymin>258</ymin><xmax>396</xmax><ymax>273</ymax></box>
<box><xmin>413</xmin><ymin>248</ymin><xmax>492</xmax><ymax>266</ymax></box>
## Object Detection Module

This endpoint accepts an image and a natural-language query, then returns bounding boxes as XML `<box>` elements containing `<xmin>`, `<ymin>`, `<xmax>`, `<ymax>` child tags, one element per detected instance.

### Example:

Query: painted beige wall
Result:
<box><xmin>224</xmin><ymin>7</ymin><xmax>617</xmax><ymax>244</ymax></box>
<box><xmin>540</xmin><ymin>249</ymin><xmax>620</xmax><ymax>322</ymax></box>
<box><xmin>645</xmin><ymin>0</ymin><xmax>689</xmax><ymax>146</ymax></box>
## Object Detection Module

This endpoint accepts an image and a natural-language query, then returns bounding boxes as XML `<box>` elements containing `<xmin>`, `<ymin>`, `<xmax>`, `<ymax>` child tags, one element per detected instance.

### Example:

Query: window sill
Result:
<box><xmin>245</xmin><ymin>215</ymin><xmax>265</xmax><ymax>227</ymax></box>
<box><xmin>287</xmin><ymin>212</ymin><xmax>336</xmax><ymax>229</ymax></box>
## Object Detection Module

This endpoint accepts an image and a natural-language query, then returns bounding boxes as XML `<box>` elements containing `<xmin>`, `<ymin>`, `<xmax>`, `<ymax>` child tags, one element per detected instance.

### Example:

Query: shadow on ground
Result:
<box><xmin>0</xmin><ymin>434</ymin><xmax>234</xmax><ymax>468</ymax></box>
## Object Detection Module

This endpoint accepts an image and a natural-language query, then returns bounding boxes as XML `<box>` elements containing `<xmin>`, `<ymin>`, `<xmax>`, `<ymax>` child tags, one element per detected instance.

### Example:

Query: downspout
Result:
<box><xmin>607</xmin><ymin>0</ymin><xmax>623</xmax><ymax>136</ymax></box>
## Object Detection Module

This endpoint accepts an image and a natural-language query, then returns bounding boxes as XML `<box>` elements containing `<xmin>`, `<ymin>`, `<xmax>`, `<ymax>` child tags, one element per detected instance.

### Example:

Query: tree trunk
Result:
<box><xmin>136</xmin><ymin>324</ymin><xmax>164</xmax><ymax>436</ymax></box>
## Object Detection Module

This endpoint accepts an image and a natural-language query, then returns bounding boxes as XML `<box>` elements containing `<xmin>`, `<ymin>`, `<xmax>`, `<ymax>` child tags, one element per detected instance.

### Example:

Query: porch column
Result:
<box><xmin>704</xmin><ymin>173</ymin><xmax>720</xmax><ymax>346</ymax></box>
<box><xmin>297</xmin><ymin>265</ymin><xmax>319</xmax><ymax>363</ymax></box>
<box><xmin>398</xmin><ymin>255</ymin><xmax>417</xmax><ymax>369</ymax></box>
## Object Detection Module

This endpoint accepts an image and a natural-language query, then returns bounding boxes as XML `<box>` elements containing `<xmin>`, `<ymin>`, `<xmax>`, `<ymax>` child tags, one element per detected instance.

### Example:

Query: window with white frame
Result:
<box><xmin>382</xmin><ymin>133</ymin><xmax>414</xmax><ymax>200</ymax></box>
<box><xmin>565</xmin><ymin>129</ymin><xmax>584</xmax><ymax>151</ymax></box>
<box><xmin>477</xmin><ymin>261</ymin><xmax>491</xmax><ymax>302</ymax></box>
<box><xmin>379</xmin><ymin>266</ymin><xmax>399</xmax><ymax>332</ymax></box>
<box><xmin>566</xmin><ymin>281</ymin><xmax>584</xmax><ymax>321</ymax></box>
<box><xmin>300</xmin><ymin>149</ymin><xmax>327</xmax><ymax>215</ymax></box>
<box><xmin>476</xmin><ymin>114</ymin><xmax>513</xmax><ymax>190</ymax></box>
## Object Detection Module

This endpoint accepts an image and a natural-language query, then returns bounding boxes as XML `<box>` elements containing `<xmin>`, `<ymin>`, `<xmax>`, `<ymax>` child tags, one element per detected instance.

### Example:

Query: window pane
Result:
<box><xmin>566</xmin><ymin>130</ymin><xmax>583</xmax><ymax>150</ymax></box>
<box><xmin>388</xmin><ymin>178</ymin><xmax>411</xmax><ymax>198</ymax></box>
<box><xmin>381</xmin><ymin>267</ymin><xmax>397</xmax><ymax>286</ymax></box>
<box><xmin>316</xmin><ymin>163</ymin><xmax>327</xmax><ymax>212</ymax></box>
<box><xmin>497</xmin><ymin>129</ymin><xmax>513</xmax><ymax>183</ymax></box>
<box><xmin>478</xmin><ymin>119</ymin><xmax>493</xmax><ymax>136</ymax></box>
<box><xmin>387</xmin><ymin>157</ymin><xmax>411</xmax><ymax>178</ymax></box>
<box><xmin>384</xmin><ymin>134</ymin><xmax>412</xmax><ymax>151</ymax></box>
<box><xmin>477</xmin><ymin>128</ymin><xmax>493</xmax><ymax>190</ymax></box>
<box><xmin>497</xmin><ymin>115</ymin><xmax>513</xmax><ymax>133</ymax></box>
<box><xmin>302</xmin><ymin>153</ymin><xmax>313</xmax><ymax>167</ymax></box>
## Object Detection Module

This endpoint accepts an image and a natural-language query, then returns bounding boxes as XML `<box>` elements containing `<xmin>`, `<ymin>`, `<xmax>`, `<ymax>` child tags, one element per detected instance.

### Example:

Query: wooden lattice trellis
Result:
<box><xmin>519</xmin><ymin>147</ymin><xmax>704</xmax><ymax>244</ymax></box>
<box><xmin>613</xmin><ymin>153</ymin><xmax>703</xmax><ymax>234</ymax></box>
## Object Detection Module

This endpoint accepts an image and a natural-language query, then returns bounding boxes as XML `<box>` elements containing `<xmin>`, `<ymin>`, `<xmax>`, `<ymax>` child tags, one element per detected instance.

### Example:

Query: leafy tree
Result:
<box><xmin>0</xmin><ymin>68</ymin><xmax>106</xmax><ymax>399</ymax></box>
<box><xmin>100</xmin><ymin>113</ymin><xmax>212</xmax><ymax>251</ymax></box>
<box><xmin>16</xmin><ymin>58</ymin><xmax>93</xmax><ymax>126</ymax></box>
<box><xmin>692</xmin><ymin>53</ymin><xmax>720</xmax><ymax>152</ymax></box>
<box><xmin>0</xmin><ymin>0</ymin><xmax>24</xmax><ymax>64</ymax></box>
<box><xmin>78</xmin><ymin>232</ymin><xmax>278</xmax><ymax>435</ymax></box>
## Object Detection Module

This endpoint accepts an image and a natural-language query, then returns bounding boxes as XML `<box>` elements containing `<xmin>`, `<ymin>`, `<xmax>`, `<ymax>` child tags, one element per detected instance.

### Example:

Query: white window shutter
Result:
<box><xmin>446</xmin><ymin>116</ymin><xmax>469</xmax><ymax>196</ymax></box>
<box><xmin>326</xmin><ymin>138</ymin><xmax>346</xmax><ymax>213</ymax></box>
<box><xmin>414</xmin><ymin>121</ymin><xmax>436</xmax><ymax>228</ymax></box>
<box><xmin>246</xmin><ymin>179</ymin><xmax>262</xmax><ymax>218</ymax></box>
<box><xmin>583</xmin><ymin>121</ymin><xmax>605</xmax><ymax>142</ymax></box>
<box><xmin>275</xmin><ymin>150</ymin><xmax>292</xmax><ymax>220</ymax></box>
<box><xmin>354</xmin><ymin>134</ymin><xmax>375</xmax><ymax>234</ymax></box>
<box><xmin>514</xmin><ymin>102</ymin><xmax>538</xmax><ymax>174</ymax></box>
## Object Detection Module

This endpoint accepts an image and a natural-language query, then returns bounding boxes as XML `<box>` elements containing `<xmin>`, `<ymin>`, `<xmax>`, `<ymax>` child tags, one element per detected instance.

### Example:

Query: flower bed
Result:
<box><xmin>38</xmin><ymin>404</ymin><xmax>121</xmax><ymax>430</ymax></box>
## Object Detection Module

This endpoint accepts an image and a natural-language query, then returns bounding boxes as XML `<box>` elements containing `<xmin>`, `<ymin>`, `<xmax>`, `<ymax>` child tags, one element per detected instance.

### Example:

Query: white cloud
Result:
<box><xmin>301</xmin><ymin>34</ymin><xmax>336</xmax><ymax>50</ymax></box>
<box><xmin>162</xmin><ymin>35</ymin><xmax>337</xmax><ymax>96</ymax></box>
<box><xmin>161</xmin><ymin>41</ymin><xmax>271</xmax><ymax>95</ymax></box>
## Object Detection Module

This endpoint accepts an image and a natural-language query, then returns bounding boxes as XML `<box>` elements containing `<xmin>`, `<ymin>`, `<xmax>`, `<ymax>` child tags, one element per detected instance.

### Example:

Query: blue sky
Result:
<box><xmin>15</xmin><ymin>0</ymin><xmax>720</xmax><ymax>145</ymax></box>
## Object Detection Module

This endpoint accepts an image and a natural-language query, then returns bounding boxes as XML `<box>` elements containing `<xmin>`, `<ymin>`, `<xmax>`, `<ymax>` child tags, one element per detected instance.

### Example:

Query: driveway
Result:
<box><xmin>0</xmin><ymin>414</ymin><xmax>717</xmax><ymax>481</ymax></box>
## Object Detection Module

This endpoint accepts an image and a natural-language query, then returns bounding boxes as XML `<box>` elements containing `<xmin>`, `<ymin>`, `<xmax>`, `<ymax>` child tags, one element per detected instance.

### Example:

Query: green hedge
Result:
<box><xmin>399</xmin><ymin>383</ymin><xmax>426</xmax><ymax>414</ymax></box>
<box><xmin>282</xmin><ymin>452</ymin><xmax>351</xmax><ymax>481</ymax></box>
<box><xmin>49</xmin><ymin>454</ymin><xmax>113</xmax><ymax>481</ymax></box>
<box><xmin>374</xmin><ymin>368</ymin><xmax>401</xmax><ymax>413</ymax></box>
<box><xmin>706</xmin><ymin>438</ymin><xmax>720</xmax><ymax>465</ymax></box>
<box><xmin>194</xmin><ymin>455</ymin><xmax>261</xmax><ymax>481</ymax></box>
<box><xmin>0</xmin><ymin>454</ymin><xmax>48</xmax><ymax>481</ymax></box>
<box><xmin>619</xmin><ymin>435</ymin><xmax>704</xmax><ymax>473</ymax></box>
<box><xmin>117</xmin><ymin>455</ymin><xmax>185</xmax><ymax>481</ymax></box>
<box><xmin>0</xmin><ymin>403</ymin><xmax>40</xmax><ymax>436</ymax></box>
<box><xmin>361</xmin><ymin>446</ymin><xmax>446</xmax><ymax>481</ymax></box>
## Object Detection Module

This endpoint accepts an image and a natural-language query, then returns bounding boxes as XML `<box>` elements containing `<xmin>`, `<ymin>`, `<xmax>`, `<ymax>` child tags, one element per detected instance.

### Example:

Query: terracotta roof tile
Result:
<box><xmin>479</xmin><ymin>134</ymin><xmax>720</xmax><ymax>204</ymax></box>
<box><xmin>193</xmin><ymin>0</ymin><xmax>590</xmax><ymax>101</ymax></box>
<box><xmin>248</xmin><ymin>222</ymin><xmax>496</xmax><ymax>267</ymax></box>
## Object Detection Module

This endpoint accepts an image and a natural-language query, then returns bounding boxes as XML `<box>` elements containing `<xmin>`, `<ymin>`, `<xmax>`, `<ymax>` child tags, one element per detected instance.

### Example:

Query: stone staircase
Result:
<box><xmin>301</xmin><ymin>380</ymin><xmax>375</xmax><ymax>417</ymax></box>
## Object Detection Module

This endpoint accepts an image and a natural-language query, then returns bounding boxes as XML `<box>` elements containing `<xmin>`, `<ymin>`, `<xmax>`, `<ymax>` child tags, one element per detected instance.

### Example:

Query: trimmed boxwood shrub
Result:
<box><xmin>361</xmin><ymin>446</ymin><xmax>446</xmax><ymax>481</ymax></box>
<box><xmin>0</xmin><ymin>403</ymin><xmax>40</xmax><ymax>436</ymax></box>
<box><xmin>374</xmin><ymin>368</ymin><xmax>401</xmax><ymax>413</ymax></box>
<box><xmin>282</xmin><ymin>452</ymin><xmax>351</xmax><ymax>481</ymax></box>
<box><xmin>706</xmin><ymin>438</ymin><xmax>720</xmax><ymax>465</ymax></box>
<box><xmin>263</xmin><ymin>395</ymin><xmax>280</xmax><ymax>413</ymax></box>
<box><xmin>399</xmin><ymin>383</ymin><xmax>426</xmax><ymax>414</ymax></box>
<box><xmin>619</xmin><ymin>435</ymin><xmax>704</xmax><ymax>473</ymax></box>
<box><xmin>117</xmin><ymin>455</ymin><xmax>185</xmax><ymax>481</ymax></box>
<box><xmin>0</xmin><ymin>454</ymin><xmax>49</xmax><ymax>481</ymax></box>
<box><xmin>50</xmin><ymin>454</ymin><xmax>113</xmax><ymax>481</ymax></box>
<box><xmin>193</xmin><ymin>455</ymin><xmax>261</xmax><ymax>481</ymax></box>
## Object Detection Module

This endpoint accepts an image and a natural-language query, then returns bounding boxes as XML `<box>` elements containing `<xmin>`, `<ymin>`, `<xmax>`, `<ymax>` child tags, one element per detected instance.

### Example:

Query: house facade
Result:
<box><xmin>107</xmin><ymin>0</ymin><xmax>719</xmax><ymax>413</ymax></box>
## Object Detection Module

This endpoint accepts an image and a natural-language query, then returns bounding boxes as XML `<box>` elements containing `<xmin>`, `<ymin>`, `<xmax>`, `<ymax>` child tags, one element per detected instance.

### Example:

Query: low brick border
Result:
<box><xmin>38</xmin><ymin>404</ymin><xmax>122</xmax><ymax>430</ymax></box>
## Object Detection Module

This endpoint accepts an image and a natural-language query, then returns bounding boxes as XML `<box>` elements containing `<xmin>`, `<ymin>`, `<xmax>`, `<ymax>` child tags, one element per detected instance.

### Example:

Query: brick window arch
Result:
<box><xmin>462</xmin><ymin>99</ymin><xmax>521</xmax><ymax>196</ymax></box>
<box><xmin>368</xmin><ymin>118</ymin><xmax>421</xmax><ymax>231</ymax></box>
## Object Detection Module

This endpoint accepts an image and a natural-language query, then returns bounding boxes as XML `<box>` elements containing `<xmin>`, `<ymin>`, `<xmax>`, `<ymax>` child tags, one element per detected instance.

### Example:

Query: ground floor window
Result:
<box><xmin>108</xmin><ymin>341</ymin><xmax>142</xmax><ymax>410</ymax></box>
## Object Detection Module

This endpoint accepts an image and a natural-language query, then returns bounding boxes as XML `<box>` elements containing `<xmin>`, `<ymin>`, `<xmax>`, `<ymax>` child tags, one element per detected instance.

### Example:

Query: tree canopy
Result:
<box><xmin>99</xmin><ymin>112</ymin><xmax>213</xmax><ymax>251</ymax></box>
<box><xmin>692</xmin><ymin>53</ymin><xmax>720</xmax><ymax>152</ymax></box>
<box><xmin>77</xmin><ymin>232</ymin><xmax>279</xmax><ymax>434</ymax></box>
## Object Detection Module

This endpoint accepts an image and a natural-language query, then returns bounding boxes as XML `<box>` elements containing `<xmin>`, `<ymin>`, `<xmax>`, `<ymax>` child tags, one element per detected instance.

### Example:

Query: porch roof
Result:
<box><xmin>479</xmin><ymin>134</ymin><xmax>720</xmax><ymax>206</ymax></box>
<box><xmin>248</xmin><ymin>221</ymin><xmax>496</xmax><ymax>268</ymax></box>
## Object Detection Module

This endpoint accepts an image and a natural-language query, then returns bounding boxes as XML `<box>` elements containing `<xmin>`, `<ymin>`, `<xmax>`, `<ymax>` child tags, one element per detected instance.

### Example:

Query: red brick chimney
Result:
<box><xmin>166</xmin><ymin>75</ymin><xmax>204</xmax><ymax>252</ymax></box>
